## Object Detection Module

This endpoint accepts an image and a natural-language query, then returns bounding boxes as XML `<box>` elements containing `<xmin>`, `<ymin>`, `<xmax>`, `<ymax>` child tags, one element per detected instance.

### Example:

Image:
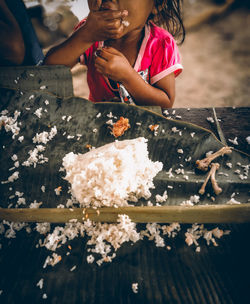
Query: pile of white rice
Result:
<box><xmin>62</xmin><ymin>137</ymin><xmax>163</xmax><ymax>208</ymax></box>
<box><xmin>0</xmin><ymin>120</ymin><xmax>232</xmax><ymax>269</ymax></box>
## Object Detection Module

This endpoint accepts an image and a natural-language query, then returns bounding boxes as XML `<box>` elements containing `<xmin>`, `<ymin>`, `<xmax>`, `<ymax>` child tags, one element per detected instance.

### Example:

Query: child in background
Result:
<box><xmin>0</xmin><ymin>0</ymin><xmax>44</xmax><ymax>66</ymax></box>
<box><xmin>44</xmin><ymin>0</ymin><xmax>185</xmax><ymax>108</ymax></box>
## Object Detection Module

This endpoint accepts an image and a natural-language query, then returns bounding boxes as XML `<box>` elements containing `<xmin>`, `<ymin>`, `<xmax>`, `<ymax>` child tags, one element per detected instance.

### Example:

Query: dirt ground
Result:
<box><xmin>176</xmin><ymin>5</ymin><xmax>250</xmax><ymax>108</ymax></box>
<box><xmin>71</xmin><ymin>5</ymin><xmax>250</xmax><ymax>108</ymax></box>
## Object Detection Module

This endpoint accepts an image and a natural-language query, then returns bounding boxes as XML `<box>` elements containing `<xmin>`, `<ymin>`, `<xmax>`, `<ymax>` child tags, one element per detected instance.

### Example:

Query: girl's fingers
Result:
<box><xmin>96</xmin><ymin>49</ymin><xmax>113</xmax><ymax>61</ymax></box>
<box><xmin>106</xmin><ymin>26</ymin><xmax>124</xmax><ymax>39</ymax></box>
<box><xmin>89</xmin><ymin>0</ymin><xmax>102</xmax><ymax>12</ymax></box>
<box><xmin>95</xmin><ymin>55</ymin><xmax>108</xmax><ymax>66</ymax></box>
<box><xmin>101</xmin><ymin>9</ymin><xmax>128</xmax><ymax>21</ymax></box>
<box><xmin>95</xmin><ymin>63</ymin><xmax>108</xmax><ymax>77</ymax></box>
<box><xmin>106</xmin><ymin>19</ymin><xmax>122</xmax><ymax>30</ymax></box>
<box><xmin>102</xmin><ymin>47</ymin><xmax>122</xmax><ymax>56</ymax></box>
<box><xmin>95</xmin><ymin>65</ymin><xmax>103</xmax><ymax>74</ymax></box>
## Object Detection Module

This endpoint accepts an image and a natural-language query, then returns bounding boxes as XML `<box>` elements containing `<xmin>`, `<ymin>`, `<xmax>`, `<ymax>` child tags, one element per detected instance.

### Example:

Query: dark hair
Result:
<box><xmin>149</xmin><ymin>0</ymin><xmax>185</xmax><ymax>44</ymax></box>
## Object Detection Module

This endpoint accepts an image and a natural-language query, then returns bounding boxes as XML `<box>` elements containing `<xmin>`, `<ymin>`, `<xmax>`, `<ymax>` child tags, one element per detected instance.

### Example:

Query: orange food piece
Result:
<box><xmin>85</xmin><ymin>144</ymin><xmax>92</xmax><ymax>150</ymax></box>
<box><xmin>111</xmin><ymin>117</ymin><xmax>130</xmax><ymax>138</ymax></box>
<box><xmin>149</xmin><ymin>124</ymin><xmax>159</xmax><ymax>131</ymax></box>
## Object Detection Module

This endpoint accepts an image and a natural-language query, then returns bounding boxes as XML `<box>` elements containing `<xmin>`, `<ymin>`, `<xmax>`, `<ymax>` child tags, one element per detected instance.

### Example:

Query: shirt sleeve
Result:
<box><xmin>150</xmin><ymin>36</ymin><xmax>183</xmax><ymax>85</ymax></box>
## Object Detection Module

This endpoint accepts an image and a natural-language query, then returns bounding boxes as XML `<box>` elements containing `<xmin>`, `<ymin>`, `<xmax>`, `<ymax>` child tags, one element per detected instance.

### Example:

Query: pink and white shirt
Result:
<box><xmin>76</xmin><ymin>20</ymin><xmax>183</xmax><ymax>102</ymax></box>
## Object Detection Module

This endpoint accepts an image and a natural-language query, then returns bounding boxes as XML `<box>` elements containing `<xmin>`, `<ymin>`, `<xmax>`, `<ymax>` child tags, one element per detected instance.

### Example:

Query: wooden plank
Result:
<box><xmin>1</xmin><ymin>204</ymin><xmax>250</xmax><ymax>223</ymax></box>
<box><xmin>164</xmin><ymin>107</ymin><xmax>250</xmax><ymax>154</ymax></box>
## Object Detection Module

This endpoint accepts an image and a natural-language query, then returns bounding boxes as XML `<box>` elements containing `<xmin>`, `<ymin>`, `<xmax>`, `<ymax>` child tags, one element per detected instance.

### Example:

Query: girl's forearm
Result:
<box><xmin>122</xmin><ymin>70</ymin><xmax>174</xmax><ymax>108</ymax></box>
<box><xmin>44</xmin><ymin>30</ymin><xmax>92</xmax><ymax>68</ymax></box>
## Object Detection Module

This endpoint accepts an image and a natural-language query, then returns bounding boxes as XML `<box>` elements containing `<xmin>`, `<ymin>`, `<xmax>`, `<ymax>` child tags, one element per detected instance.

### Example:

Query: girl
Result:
<box><xmin>44</xmin><ymin>0</ymin><xmax>185</xmax><ymax>108</ymax></box>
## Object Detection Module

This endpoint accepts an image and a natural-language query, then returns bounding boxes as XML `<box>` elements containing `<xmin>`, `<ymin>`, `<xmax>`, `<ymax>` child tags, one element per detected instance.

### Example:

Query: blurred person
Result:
<box><xmin>0</xmin><ymin>0</ymin><xmax>44</xmax><ymax>66</ymax></box>
<box><xmin>44</xmin><ymin>0</ymin><xmax>185</xmax><ymax>108</ymax></box>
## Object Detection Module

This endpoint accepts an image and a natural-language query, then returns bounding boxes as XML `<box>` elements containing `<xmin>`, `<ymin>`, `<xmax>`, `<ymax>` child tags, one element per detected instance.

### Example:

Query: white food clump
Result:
<box><xmin>207</xmin><ymin>117</ymin><xmax>214</xmax><ymax>123</ymax></box>
<box><xmin>40</xmin><ymin>215</ymin><xmax>140</xmax><ymax>265</ymax></box>
<box><xmin>62</xmin><ymin>137</ymin><xmax>163</xmax><ymax>208</ymax></box>
<box><xmin>0</xmin><ymin>110</ymin><xmax>21</xmax><ymax>138</ymax></box>
<box><xmin>228</xmin><ymin>137</ymin><xmax>238</xmax><ymax>145</ymax></box>
<box><xmin>87</xmin><ymin>255</ymin><xmax>95</xmax><ymax>264</ymax></box>
<box><xmin>181</xmin><ymin>195</ymin><xmax>200</xmax><ymax>206</ymax></box>
<box><xmin>171</xmin><ymin>127</ymin><xmax>179</xmax><ymax>133</ymax></box>
<box><xmin>22</xmin><ymin>145</ymin><xmax>47</xmax><ymax>167</ymax></box>
<box><xmin>70</xmin><ymin>265</ymin><xmax>76</xmax><ymax>272</ymax></box>
<box><xmin>18</xmin><ymin>136</ymin><xmax>24</xmax><ymax>142</ymax></box>
<box><xmin>33</xmin><ymin>126</ymin><xmax>57</xmax><ymax>144</ymax></box>
<box><xmin>36</xmin><ymin>278</ymin><xmax>44</xmax><ymax>289</ymax></box>
<box><xmin>43</xmin><ymin>253</ymin><xmax>61</xmax><ymax>268</ymax></box>
<box><xmin>226</xmin><ymin>198</ymin><xmax>241</xmax><ymax>205</ymax></box>
<box><xmin>106</xmin><ymin>119</ymin><xmax>113</xmax><ymax>125</ymax></box>
<box><xmin>185</xmin><ymin>224</ymin><xmax>230</xmax><ymax>248</ymax></box>
<box><xmin>36</xmin><ymin>223</ymin><xmax>51</xmax><ymax>234</ymax></box>
<box><xmin>122</xmin><ymin>20</ymin><xmax>130</xmax><ymax>27</ymax></box>
<box><xmin>1</xmin><ymin>221</ymin><xmax>27</xmax><ymax>239</ymax></box>
<box><xmin>29</xmin><ymin>200</ymin><xmax>43</xmax><ymax>209</ymax></box>
<box><xmin>132</xmin><ymin>283</ymin><xmax>138</xmax><ymax>293</ymax></box>
<box><xmin>155</xmin><ymin>190</ymin><xmax>168</xmax><ymax>203</ymax></box>
<box><xmin>34</xmin><ymin>108</ymin><xmax>43</xmax><ymax>118</ymax></box>
<box><xmin>1</xmin><ymin>171</ymin><xmax>19</xmax><ymax>184</ymax></box>
<box><xmin>11</xmin><ymin>154</ymin><xmax>18</xmax><ymax>161</ymax></box>
<box><xmin>166</xmin><ymin>168</ymin><xmax>174</xmax><ymax>178</ymax></box>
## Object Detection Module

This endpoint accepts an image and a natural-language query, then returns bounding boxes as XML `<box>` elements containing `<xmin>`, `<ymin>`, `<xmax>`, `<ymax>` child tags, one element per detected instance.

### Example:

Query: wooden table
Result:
<box><xmin>162</xmin><ymin>107</ymin><xmax>250</xmax><ymax>155</ymax></box>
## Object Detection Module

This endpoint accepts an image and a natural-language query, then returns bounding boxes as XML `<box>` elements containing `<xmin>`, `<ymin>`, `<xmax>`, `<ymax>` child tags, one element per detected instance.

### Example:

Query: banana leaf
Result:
<box><xmin>0</xmin><ymin>65</ymin><xmax>73</xmax><ymax>98</ymax></box>
<box><xmin>0</xmin><ymin>88</ymin><xmax>249</xmax><ymax>223</ymax></box>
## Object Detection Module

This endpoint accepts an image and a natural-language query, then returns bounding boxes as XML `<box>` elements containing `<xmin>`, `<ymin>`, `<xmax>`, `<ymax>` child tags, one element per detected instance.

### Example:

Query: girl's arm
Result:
<box><xmin>0</xmin><ymin>0</ymin><xmax>25</xmax><ymax>65</ymax></box>
<box><xmin>44</xmin><ymin>9</ymin><xmax>128</xmax><ymax>68</ymax></box>
<box><xmin>95</xmin><ymin>47</ymin><xmax>175</xmax><ymax>108</ymax></box>
<box><xmin>44</xmin><ymin>28</ymin><xmax>92</xmax><ymax>68</ymax></box>
<box><xmin>120</xmin><ymin>69</ymin><xmax>175</xmax><ymax>108</ymax></box>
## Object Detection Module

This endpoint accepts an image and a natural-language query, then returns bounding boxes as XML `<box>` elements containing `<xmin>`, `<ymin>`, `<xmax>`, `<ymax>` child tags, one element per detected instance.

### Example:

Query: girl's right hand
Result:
<box><xmin>81</xmin><ymin>0</ymin><xmax>128</xmax><ymax>43</ymax></box>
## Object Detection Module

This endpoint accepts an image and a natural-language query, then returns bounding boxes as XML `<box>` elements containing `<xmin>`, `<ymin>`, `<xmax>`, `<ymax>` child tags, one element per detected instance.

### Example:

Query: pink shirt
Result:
<box><xmin>77</xmin><ymin>21</ymin><xmax>183</xmax><ymax>102</ymax></box>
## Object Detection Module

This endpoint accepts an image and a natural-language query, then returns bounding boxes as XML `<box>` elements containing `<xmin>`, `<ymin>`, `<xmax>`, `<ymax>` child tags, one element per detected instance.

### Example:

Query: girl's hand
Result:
<box><xmin>82</xmin><ymin>1</ymin><xmax>128</xmax><ymax>43</ymax></box>
<box><xmin>94</xmin><ymin>47</ymin><xmax>133</xmax><ymax>82</ymax></box>
<box><xmin>88</xmin><ymin>0</ymin><xmax>102</xmax><ymax>11</ymax></box>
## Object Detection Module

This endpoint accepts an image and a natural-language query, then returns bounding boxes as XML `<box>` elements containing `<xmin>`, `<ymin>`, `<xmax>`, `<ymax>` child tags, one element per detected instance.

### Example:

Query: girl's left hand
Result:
<box><xmin>94</xmin><ymin>47</ymin><xmax>132</xmax><ymax>82</ymax></box>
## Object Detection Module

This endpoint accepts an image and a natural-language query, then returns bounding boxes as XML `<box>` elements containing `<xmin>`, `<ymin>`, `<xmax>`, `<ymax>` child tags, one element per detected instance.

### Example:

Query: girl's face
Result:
<box><xmin>89</xmin><ymin>0</ymin><xmax>154</xmax><ymax>33</ymax></box>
